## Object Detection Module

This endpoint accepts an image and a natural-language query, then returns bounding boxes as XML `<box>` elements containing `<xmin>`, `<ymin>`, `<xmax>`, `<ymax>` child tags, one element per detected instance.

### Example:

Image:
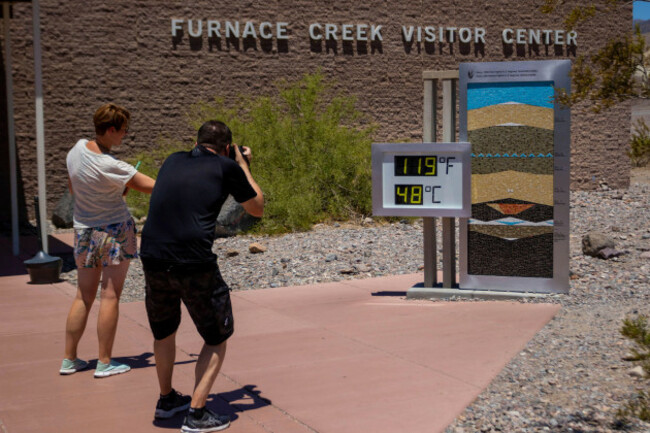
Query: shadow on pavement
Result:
<box><xmin>0</xmin><ymin>235</ymin><xmax>75</xmax><ymax>277</ymax></box>
<box><xmin>152</xmin><ymin>385</ymin><xmax>271</xmax><ymax>429</ymax></box>
<box><xmin>371</xmin><ymin>291</ymin><xmax>408</xmax><ymax>296</ymax></box>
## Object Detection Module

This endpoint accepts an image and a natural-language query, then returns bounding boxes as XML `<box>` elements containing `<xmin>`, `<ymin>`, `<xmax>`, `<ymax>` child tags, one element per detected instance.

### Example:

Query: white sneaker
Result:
<box><xmin>59</xmin><ymin>358</ymin><xmax>89</xmax><ymax>375</ymax></box>
<box><xmin>94</xmin><ymin>360</ymin><xmax>131</xmax><ymax>378</ymax></box>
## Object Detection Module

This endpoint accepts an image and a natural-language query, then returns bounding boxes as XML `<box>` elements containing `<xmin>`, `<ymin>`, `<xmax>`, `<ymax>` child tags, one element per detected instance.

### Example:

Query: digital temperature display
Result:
<box><xmin>371</xmin><ymin>142</ymin><xmax>470</xmax><ymax>217</ymax></box>
<box><xmin>394</xmin><ymin>155</ymin><xmax>437</xmax><ymax>176</ymax></box>
<box><xmin>395</xmin><ymin>184</ymin><xmax>423</xmax><ymax>205</ymax></box>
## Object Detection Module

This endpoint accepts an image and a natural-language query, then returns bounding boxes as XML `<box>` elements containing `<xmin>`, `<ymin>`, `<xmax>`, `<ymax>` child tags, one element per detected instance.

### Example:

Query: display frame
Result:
<box><xmin>372</xmin><ymin>142</ymin><xmax>471</xmax><ymax>217</ymax></box>
<box><xmin>458</xmin><ymin>60</ymin><xmax>571</xmax><ymax>294</ymax></box>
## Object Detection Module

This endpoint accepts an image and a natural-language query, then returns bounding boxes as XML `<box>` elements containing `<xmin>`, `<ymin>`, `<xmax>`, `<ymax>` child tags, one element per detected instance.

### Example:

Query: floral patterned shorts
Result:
<box><xmin>74</xmin><ymin>219</ymin><xmax>138</xmax><ymax>268</ymax></box>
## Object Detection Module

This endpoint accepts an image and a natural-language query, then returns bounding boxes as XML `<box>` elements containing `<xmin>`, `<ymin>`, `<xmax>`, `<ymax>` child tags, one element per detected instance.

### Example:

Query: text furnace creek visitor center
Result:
<box><xmin>0</xmin><ymin>0</ymin><xmax>632</xmax><ymax>228</ymax></box>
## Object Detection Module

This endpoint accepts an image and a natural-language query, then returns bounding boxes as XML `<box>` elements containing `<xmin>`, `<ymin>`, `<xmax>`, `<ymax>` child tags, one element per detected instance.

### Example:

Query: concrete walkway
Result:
<box><xmin>0</xmin><ymin>235</ymin><xmax>559</xmax><ymax>433</ymax></box>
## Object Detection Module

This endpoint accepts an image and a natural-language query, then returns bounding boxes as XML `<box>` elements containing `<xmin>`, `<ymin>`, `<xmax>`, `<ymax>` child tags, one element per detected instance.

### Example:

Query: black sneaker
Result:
<box><xmin>154</xmin><ymin>389</ymin><xmax>191</xmax><ymax>419</ymax></box>
<box><xmin>181</xmin><ymin>408</ymin><xmax>230</xmax><ymax>432</ymax></box>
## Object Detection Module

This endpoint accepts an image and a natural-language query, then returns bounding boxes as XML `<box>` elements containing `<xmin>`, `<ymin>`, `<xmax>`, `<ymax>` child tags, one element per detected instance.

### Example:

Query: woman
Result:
<box><xmin>60</xmin><ymin>103</ymin><xmax>155</xmax><ymax>378</ymax></box>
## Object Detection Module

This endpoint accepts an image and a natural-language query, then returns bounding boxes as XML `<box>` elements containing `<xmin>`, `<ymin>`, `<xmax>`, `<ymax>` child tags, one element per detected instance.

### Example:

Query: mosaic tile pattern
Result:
<box><xmin>467</xmin><ymin>125</ymin><xmax>554</xmax><ymax>156</ymax></box>
<box><xmin>467</xmin><ymin>82</ymin><xmax>554</xmax><ymax>278</ymax></box>
<box><xmin>467</xmin><ymin>104</ymin><xmax>554</xmax><ymax>131</ymax></box>
<box><xmin>468</xmin><ymin>231</ymin><xmax>554</xmax><ymax>278</ymax></box>
<box><xmin>471</xmin><ymin>171</ymin><xmax>553</xmax><ymax>206</ymax></box>
<box><xmin>472</xmin><ymin>199</ymin><xmax>553</xmax><ymax>223</ymax></box>
<box><xmin>468</xmin><ymin>225</ymin><xmax>553</xmax><ymax>239</ymax></box>
<box><xmin>470</xmin><ymin>155</ymin><xmax>553</xmax><ymax>175</ymax></box>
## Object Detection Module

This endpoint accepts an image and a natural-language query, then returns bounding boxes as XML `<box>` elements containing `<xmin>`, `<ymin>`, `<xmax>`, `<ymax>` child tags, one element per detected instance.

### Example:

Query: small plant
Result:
<box><xmin>621</xmin><ymin>314</ymin><xmax>650</xmax><ymax>374</ymax></box>
<box><xmin>615</xmin><ymin>314</ymin><xmax>650</xmax><ymax>425</ymax></box>
<box><xmin>628</xmin><ymin>119</ymin><xmax>650</xmax><ymax>167</ymax></box>
<box><xmin>125</xmin><ymin>138</ymin><xmax>189</xmax><ymax>219</ymax></box>
<box><xmin>616</xmin><ymin>391</ymin><xmax>650</xmax><ymax>424</ymax></box>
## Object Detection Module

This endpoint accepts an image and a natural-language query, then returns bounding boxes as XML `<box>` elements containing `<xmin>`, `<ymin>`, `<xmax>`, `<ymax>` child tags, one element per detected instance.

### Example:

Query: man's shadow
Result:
<box><xmin>153</xmin><ymin>384</ymin><xmax>271</xmax><ymax>429</ymax></box>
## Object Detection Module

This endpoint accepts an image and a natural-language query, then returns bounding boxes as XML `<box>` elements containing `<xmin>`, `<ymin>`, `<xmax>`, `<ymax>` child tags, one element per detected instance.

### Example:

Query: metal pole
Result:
<box><xmin>442</xmin><ymin>79</ymin><xmax>457</xmax><ymax>288</ymax></box>
<box><xmin>3</xmin><ymin>2</ymin><xmax>19</xmax><ymax>256</ymax></box>
<box><xmin>32</xmin><ymin>0</ymin><xmax>48</xmax><ymax>252</ymax></box>
<box><xmin>422</xmin><ymin>78</ymin><xmax>437</xmax><ymax>287</ymax></box>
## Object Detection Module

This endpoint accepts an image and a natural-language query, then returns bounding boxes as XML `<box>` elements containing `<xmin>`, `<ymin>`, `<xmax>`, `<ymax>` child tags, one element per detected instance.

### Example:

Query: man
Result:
<box><xmin>140</xmin><ymin>120</ymin><xmax>264</xmax><ymax>432</ymax></box>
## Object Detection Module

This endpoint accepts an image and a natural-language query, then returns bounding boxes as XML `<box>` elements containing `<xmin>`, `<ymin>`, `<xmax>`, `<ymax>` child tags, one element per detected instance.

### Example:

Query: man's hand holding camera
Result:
<box><xmin>231</xmin><ymin>144</ymin><xmax>251</xmax><ymax>167</ymax></box>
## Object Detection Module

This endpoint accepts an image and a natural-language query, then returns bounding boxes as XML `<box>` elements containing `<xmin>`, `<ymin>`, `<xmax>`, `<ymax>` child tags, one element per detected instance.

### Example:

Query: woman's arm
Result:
<box><xmin>125</xmin><ymin>172</ymin><xmax>155</xmax><ymax>194</ymax></box>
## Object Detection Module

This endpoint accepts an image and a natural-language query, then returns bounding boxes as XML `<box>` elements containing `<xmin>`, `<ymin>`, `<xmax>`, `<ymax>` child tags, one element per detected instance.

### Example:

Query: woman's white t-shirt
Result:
<box><xmin>66</xmin><ymin>139</ymin><xmax>137</xmax><ymax>229</ymax></box>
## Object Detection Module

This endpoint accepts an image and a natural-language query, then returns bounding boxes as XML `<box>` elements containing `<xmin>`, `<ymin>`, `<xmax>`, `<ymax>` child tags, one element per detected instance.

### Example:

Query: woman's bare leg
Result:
<box><xmin>64</xmin><ymin>266</ymin><xmax>102</xmax><ymax>360</ymax></box>
<box><xmin>97</xmin><ymin>260</ymin><xmax>130</xmax><ymax>364</ymax></box>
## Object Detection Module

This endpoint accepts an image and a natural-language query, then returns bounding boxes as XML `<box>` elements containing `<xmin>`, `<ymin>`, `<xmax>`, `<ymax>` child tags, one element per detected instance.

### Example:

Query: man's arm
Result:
<box><xmin>234</xmin><ymin>145</ymin><xmax>264</xmax><ymax>217</ymax></box>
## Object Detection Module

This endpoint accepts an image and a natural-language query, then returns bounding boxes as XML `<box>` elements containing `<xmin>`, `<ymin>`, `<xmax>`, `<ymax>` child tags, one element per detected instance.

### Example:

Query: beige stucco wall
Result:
<box><xmin>0</xmin><ymin>0</ymin><xmax>632</xmax><ymax>219</ymax></box>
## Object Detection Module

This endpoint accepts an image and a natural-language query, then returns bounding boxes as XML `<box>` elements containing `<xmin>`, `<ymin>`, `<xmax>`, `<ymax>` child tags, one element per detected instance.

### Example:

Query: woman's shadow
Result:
<box><xmin>85</xmin><ymin>352</ymin><xmax>197</xmax><ymax>371</ymax></box>
<box><xmin>153</xmin><ymin>384</ymin><xmax>271</xmax><ymax>429</ymax></box>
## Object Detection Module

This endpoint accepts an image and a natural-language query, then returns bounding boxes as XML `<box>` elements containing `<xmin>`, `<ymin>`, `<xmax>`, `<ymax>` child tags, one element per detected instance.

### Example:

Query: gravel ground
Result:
<box><xmin>58</xmin><ymin>168</ymin><xmax>650</xmax><ymax>432</ymax></box>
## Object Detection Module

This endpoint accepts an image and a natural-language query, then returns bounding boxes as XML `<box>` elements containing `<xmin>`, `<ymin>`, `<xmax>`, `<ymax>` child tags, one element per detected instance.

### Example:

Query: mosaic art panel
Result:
<box><xmin>467</xmin><ymin>82</ymin><xmax>554</xmax><ymax>278</ymax></box>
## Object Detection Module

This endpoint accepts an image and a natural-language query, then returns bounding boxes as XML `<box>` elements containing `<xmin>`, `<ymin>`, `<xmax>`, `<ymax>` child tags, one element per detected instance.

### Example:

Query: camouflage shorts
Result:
<box><xmin>142</xmin><ymin>259</ymin><xmax>234</xmax><ymax>346</ymax></box>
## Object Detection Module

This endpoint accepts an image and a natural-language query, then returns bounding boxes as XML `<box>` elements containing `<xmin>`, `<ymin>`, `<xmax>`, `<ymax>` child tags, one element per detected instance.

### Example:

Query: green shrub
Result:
<box><xmin>628</xmin><ymin>119</ymin><xmax>650</xmax><ymax>167</ymax></box>
<box><xmin>621</xmin><ymin>314</ymin><xmax>650</xmax><ymax>374</ymax></box>
<box><xmin>127</xmin><ymin>71</ymin><xmax>376</xmax><ymax>233</ymax></box>
<box><xmin>125</xmin><ymin>138</ymin><xmax>189</xmax><ymax>219</ymax></box>
<box><xmin>615</xmin><ymin>315</ymin><xmax>650</xmax><ymax>425</ymax></box>
<box><xmin>616</xmin><ymin>391</ymin><xmax>650</xmax><ymax>424</ymax></box>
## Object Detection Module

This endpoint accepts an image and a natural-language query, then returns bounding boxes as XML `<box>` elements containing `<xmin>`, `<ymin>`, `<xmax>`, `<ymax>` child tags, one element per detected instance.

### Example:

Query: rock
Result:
<box><xmin>640</xmin><ymin>251</ymin><xmax>650</xmax><ymax>260</ymax></box>
<box><xmin>214</xmin><ymin>196</ymin><xmax>261</xmax><ymax>238</ymax></box>
<box><xmin>249</xmin><ymin>243</ymin><xmax>266</xmax><ymax>254</ymax></box>
<box><xmin>325</xmin><ymin>253</ymin><xmax>338</xmax><ymax>262</ymax></box>
<box><xmin>582</xmin><ymin>232</ymin><xmax>616</xmax><ymax>257</ymax></box>
<box><xmin>363</xmin><ymin>217</ymin><xmax>374</xmax><ymax>225</ymax></box>
<box><xmin>226</xmin><ymin>249</ymin><xmax>239</xmax><ymax>257</ymax></box>
<box><xmin>597</xmin><ymin>247</ymin><xmax>626</xmax><ymax>260</ymax></box>
<box><xmin>622</xmin><ymin>352</ymin><xmax>639</xmax><ymax>361</ymax></box>
<box><xmin>628</xmin><ymin>366</ymin><xmax>648</xmax><ymax>378</ymax></box>
<box><xmin>51</xmin><ymin>189</ymin><xmax>74</xmax><ymax>228</ymax></box>
<box><xmin>339</xmin><ymin>267</ymin><xmax>357</xmax><ymax>274</ymax></box>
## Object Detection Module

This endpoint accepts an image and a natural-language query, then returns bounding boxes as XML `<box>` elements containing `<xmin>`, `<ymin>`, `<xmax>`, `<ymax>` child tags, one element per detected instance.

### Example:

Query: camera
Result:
<box><xmin>229</xmin><ymin>144</ymin><xmax>250</xmax><ymax>166</ymax></box>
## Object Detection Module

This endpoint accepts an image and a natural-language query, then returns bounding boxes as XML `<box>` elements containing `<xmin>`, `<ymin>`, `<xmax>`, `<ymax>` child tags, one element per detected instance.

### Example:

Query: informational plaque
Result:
<box><xmin>458</xmin><ymin>60</ymin><xmax>570</xmax><ymax>293</ymax></box>
<box><xmin>372</xmin><ymin>142</ymin><xmax>471</xmax><ymax>217</ymax></box>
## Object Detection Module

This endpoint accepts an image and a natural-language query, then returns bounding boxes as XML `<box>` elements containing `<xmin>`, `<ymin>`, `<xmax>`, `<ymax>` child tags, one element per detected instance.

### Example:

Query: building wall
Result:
<box><xmin>0</xmin><ymin>0</ymin><xmax>632</xmax><ymax>218</ymax></box>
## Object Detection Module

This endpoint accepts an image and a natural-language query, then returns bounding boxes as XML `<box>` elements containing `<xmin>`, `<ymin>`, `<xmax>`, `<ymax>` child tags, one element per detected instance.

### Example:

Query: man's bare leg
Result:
<box><xmin>154</xmin><ymin>332</ymin><xmax>176</xmax><ymax>396</ymax></box>
<box><xmin>191</xmin><ymin>340</ymin><xmax>227</xmax><ymax>408</ymax></box>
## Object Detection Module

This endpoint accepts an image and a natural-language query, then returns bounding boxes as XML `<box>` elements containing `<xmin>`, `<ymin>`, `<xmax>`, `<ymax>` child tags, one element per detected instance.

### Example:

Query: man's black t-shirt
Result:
<box><xmin>140</xmin><ymin>145</ymin><xmax>257</xmax><ymax>263</ymax></box>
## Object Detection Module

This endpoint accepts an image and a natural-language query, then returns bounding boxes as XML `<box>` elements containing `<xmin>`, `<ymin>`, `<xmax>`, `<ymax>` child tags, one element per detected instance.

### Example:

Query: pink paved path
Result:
<box><xmin>0</xmin><ymin>236</ymin><xmax>559</xmax><ymax>433</ymax></box>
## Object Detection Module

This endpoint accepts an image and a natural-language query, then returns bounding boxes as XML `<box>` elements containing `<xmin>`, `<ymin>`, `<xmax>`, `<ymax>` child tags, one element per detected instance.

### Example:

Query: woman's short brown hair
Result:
<box><xmin>93</xmin><ymin>103</ymin><xmax>130</xmax><ymax>135</ymax></box>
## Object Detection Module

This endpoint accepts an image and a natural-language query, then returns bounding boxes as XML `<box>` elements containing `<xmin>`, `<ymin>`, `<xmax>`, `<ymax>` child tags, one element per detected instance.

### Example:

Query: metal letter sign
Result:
<box><xmin>459</xmin><ymin>60</ymin><xmax>571</xmax><ymax>293</ymax></box>
<box><xmin>372</xmin><ymin>142</ymin><xmax>471</xmax><ymax>218</ymax></box>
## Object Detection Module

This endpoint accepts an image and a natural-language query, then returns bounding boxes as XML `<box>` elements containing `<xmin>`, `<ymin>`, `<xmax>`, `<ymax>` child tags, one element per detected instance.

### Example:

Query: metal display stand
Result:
<box><xmin>422</xmin><ymin>70</ymin><xmax>459</xmax><ymax>289</ymax></box>
<box><xmin>458</xmin><ymin>60</ymin><xmax>571</xmax><ymax>294</ymax></box>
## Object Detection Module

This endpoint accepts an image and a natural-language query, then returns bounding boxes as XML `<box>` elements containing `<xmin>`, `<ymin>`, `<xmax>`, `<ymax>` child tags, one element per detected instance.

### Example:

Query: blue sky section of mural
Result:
<box><xmin>467</xmin><ymin>82</ymin><xmax>555</xmax><ymax>110</ymax></box>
